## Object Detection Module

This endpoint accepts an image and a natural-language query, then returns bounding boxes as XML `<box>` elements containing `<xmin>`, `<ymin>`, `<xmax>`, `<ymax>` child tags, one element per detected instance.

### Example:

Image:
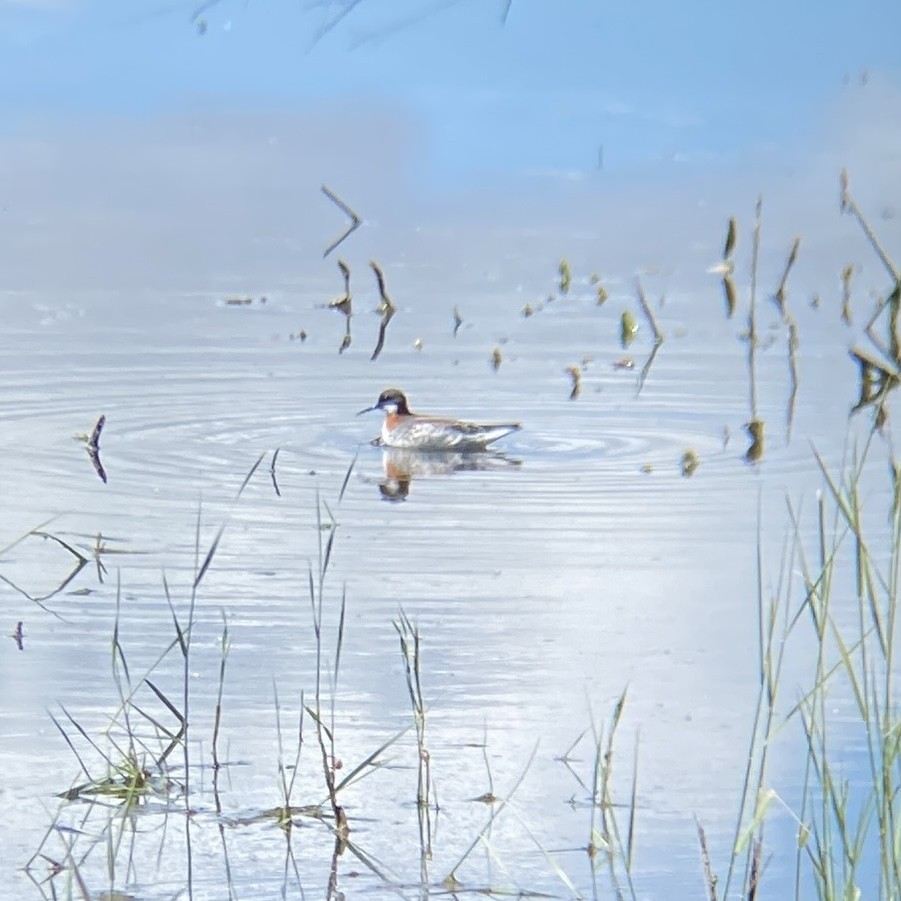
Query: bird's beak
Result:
<box><xmin>357</xmin><ymin>404</ymin><xmax>379</xmax><ymax>416</ymax></box>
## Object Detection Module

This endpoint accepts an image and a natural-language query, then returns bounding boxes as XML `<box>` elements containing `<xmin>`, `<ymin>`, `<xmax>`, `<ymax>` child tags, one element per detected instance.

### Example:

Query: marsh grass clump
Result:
<box><xmin>45</xmin><ymin>574</ymin><xmax>187</xmax><ymax>810</ymax></box>
<box><xmin>790</xmin><ymin>440</ymin><xmax>901</xmax><ymax>900</ymax></box>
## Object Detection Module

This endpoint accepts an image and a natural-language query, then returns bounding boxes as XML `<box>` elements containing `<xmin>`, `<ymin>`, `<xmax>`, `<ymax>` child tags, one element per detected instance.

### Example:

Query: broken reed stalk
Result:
<box><xmin>212</xmin><ymin>612</ymin><xmax>230</xmax><ymax>771</ymax></box>
<box><xmin>774</xmin><ymin>236</ymin><xmax>801</xmax><ymax>318</ymax></box>
<box><xmin>633</xmin><ymin>276</ymin><xmax>664</xmax><ymax>395</ymax></box>
<box><xmin>769</xmin><ymin>233</ymin><xmax>802</xmax><ymax>443</ymax></box>
<box><xmin>841</xmin><ymin>170</ymin><xmax>901</xmax><ymax>367</ymax></box>
<box><xmin>1</xmin><ymin>525</ymin><xmax>88</xmax><ymax>609</ymax></box>
<box><xmin>695</xmin><ymin>819</ymin><xmax>719</xmax><ymax>901</ymax></box>
<box><xmin>724</xmin><ymin>216</ymin><xmax>738</xmax><ymax>261</ymax></box>
<box><xmin>723</xmin><ymin>493</ymin><xmax>801</xmax><ymax>899</ymax></box>
<box><xmin>270</xmin><ymin>447</ymin><xmax>281</xmax><ymax>497</ymax></box>
<box><xmin>748</xmin><ymin>196</ymin><xmax>763</xmax><ymax>421</ymax></box>
<box><xmin>273</xmin><ymin>683</ymin><xmax>307</xmax><ymax>829</ymax></box>
<box><xmin>395</xmin><ymin>610</ymin><xmax>433</xmax><ymax>886</ymax></box>
<box><xmin>635</xmin><ymin>276</ymin><xmax>664</xmax><ymax>344</ymax></box>
<box><xmin>321</xmin><ymin>184</ymin><xmax>362</xmax><ymax>259</ymax></box>
<box><xmin>748</xmin><ymin>836</ymin><xmax>763</xmax><ymax>901</ymax></box>
<box><xmin>717</xmin><ymin>215</ymin><xmax>738</xmax><ymax>318</ymax></box>
<box><xmin>849</xmin><ymin>346</ymin><xmax>899</xmax><ymax>381</ymax></box>
<box><xmin>840</xmin><ymin>169</ymin><xmax>900</xmax><ymax>284</ymax></box>
<box><xmin>841</xmin><ymin>264</ymin><xmax>854</xmax><ymax>325</ymax></box>
<box><xmin>786</xmin><ymin>315</ymin><xmax>800</xmax><ymax>442</ymax></box>
<box><xmin>863</xmin><ymin>295</ymin><xmax>894</xmax><ymax>361</ymax></box>
<box><xmin>565</xmin><ymin>365</ymin><xmax>581</xmax><ymax>400</ymax></box>
<box><xmin>723</xmin><ymin>275</ymin><xmax>738</xmax><ymax>319</ymax></box>
<box><xmin>307</xmin><ymin>493</ymin><xmax>348</xmax><ymax>839</ymax></box>
<box><xmin>370</xmin><ymin>260</ymin><xmax>396</xmax><ymax>362</ymax></box>
<box><xmin>443</xmin><ymin>741</ymin><xmax>539</xmax><ymax>889</ymax></box>
<box><xmin>395</xmin><ymin>612</ymin><xmax>431</xmax><ymax>809</ymax></box>
<box><xmin>273</xmin><ymin>682</ymin><xmax>290</xmax><ymax>821</ymax></box>
<box><xmin>211</xmin><ymin>616</ymin><xmax>236</xmax><ymax>897</ymax></box>
<box><xmin>588</xmin><ymin>690</ymin><xmax>637</xmax><ymax>900</ymax></box>
<box><xmin>637</xmin><ymin>342</ymin><xmax>662</xmax><ymax>396</ymax></box>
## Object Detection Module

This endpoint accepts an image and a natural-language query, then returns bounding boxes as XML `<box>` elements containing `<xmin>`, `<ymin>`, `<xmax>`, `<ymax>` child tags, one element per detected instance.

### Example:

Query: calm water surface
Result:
<box><xmin>1</xmin><ymin>106</ymin><xmax>899</xmax><ymax>899</ymax></box>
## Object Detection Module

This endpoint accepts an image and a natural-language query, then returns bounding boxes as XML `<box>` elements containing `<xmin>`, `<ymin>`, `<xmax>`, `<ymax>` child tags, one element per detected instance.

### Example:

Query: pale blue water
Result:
<box><xmin>1</xmin><ymin>6</ymin><xmax>901</xmax><ymax>899</ymax></box>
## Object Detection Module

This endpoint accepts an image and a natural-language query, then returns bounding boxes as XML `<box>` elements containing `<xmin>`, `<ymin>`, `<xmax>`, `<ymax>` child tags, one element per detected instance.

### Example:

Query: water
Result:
<box><xmin>1</xmin><ymin>90</ymin><xmax>901</xmax><ymax>899</ymax></box>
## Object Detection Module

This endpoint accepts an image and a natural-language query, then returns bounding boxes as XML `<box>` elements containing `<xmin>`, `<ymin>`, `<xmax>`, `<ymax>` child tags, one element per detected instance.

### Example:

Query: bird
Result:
<box><xmin>357</xmin><ymin>388</ymin><xmax>521</xmax><ymax>451</ymax></box>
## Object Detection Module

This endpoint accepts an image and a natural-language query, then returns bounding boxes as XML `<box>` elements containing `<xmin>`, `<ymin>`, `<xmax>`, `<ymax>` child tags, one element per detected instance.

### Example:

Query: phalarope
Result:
<box><xmin>358</xmin><ymin>388</ymin><xmax>521</xmax><ymax>451</ymax></box>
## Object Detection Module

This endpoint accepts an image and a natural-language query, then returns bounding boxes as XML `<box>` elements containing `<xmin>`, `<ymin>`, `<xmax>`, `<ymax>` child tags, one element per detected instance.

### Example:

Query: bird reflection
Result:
<box><xmin>375</xmin><ymin>447</ymin><xmax>521</xmax><ymax>502</ymax></box>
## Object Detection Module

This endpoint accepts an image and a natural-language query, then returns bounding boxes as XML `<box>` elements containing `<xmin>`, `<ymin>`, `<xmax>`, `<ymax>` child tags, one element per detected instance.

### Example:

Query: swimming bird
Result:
<box><xmin>357</xmin><ymin>388</ymin><xmax>521</xmax><ymax>451</ymax></box>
